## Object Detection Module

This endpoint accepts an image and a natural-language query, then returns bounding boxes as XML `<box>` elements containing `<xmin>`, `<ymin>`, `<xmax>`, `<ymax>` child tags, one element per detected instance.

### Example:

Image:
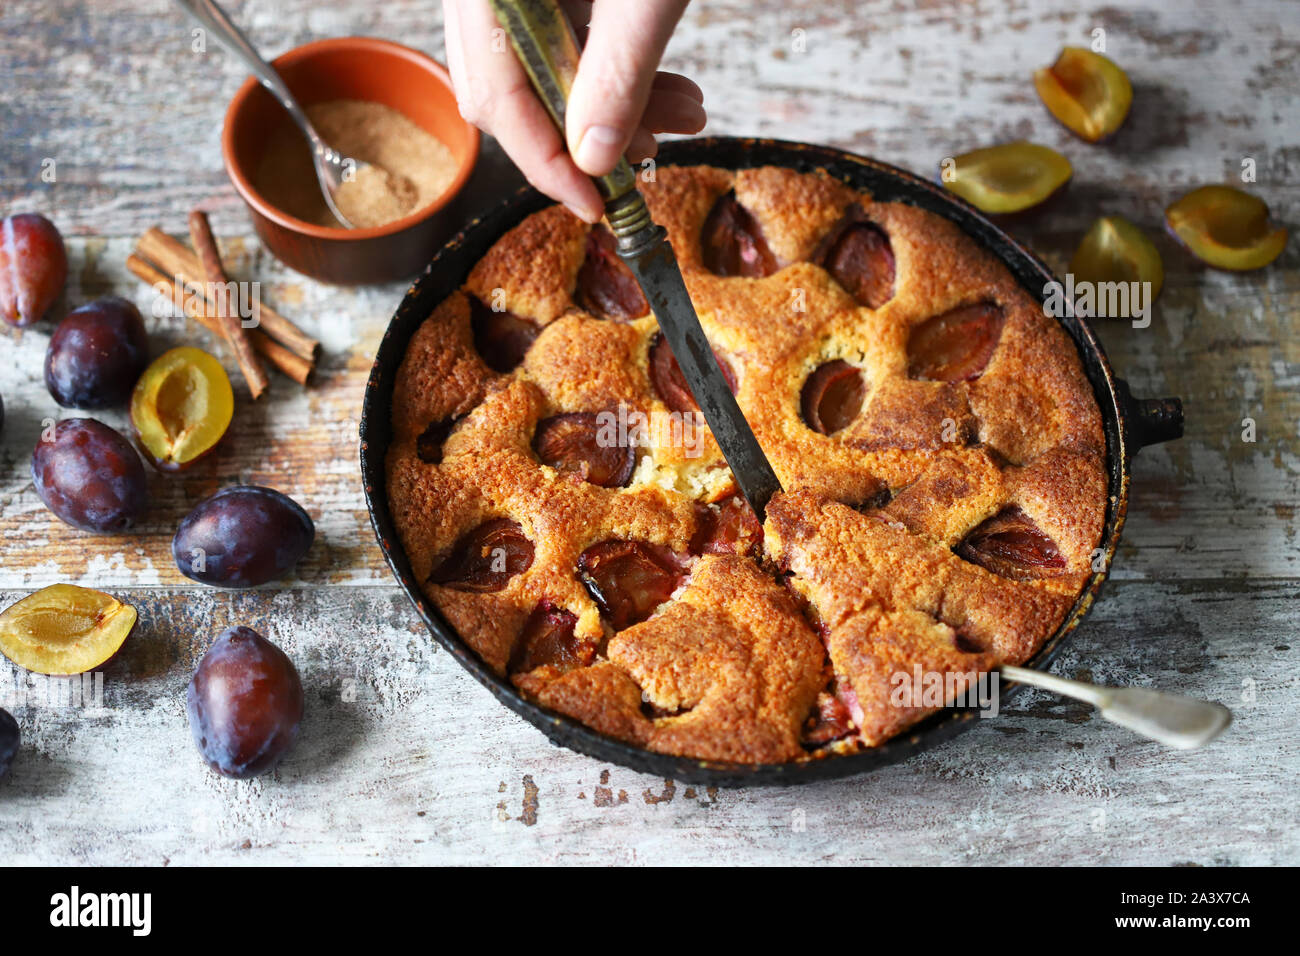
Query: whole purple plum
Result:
<box><xmin>0</xmin><ymin>708</ymin><xmax>18</xmax><ymax>778</ymax></box>
<box><xmin>187</xmin><ymin>626</ymin><xmax>303</xmax><ymax>779</ymax></box>
<box><xmin>31</xmin><ymin>418</ymin><xmax>148</xmax><ymax>532</ymax></box>
<box><xmin>45</xmin><ymin>296</ymin><xmax>149</xmax><ymax>408</ymax></box>
<box><xmin>172</xmin><ymin>486</ymin><xmax>314</xmax><ymax>587</ymax></box>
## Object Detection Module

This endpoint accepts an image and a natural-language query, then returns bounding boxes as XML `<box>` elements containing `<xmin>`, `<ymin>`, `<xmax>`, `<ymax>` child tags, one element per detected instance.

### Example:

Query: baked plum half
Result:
<box><xmin>430</xmin><ymin>518</ymin><xmax>535</xmax><ymax>592</ymax></box>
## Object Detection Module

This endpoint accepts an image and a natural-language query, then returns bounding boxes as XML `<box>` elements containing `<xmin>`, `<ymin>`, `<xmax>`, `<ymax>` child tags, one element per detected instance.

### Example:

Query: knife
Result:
<box><xmin>487</xmin><ymin>0</ymin><xmax>783</xmax><ymax>520</ymax></box>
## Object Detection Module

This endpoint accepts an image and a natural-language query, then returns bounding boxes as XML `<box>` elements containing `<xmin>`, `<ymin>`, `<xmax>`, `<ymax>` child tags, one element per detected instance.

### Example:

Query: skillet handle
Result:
<box><xmin>1115</xmin><ymin>377</ymin><xmax>1184</xmax><ymax>453</ymax></box>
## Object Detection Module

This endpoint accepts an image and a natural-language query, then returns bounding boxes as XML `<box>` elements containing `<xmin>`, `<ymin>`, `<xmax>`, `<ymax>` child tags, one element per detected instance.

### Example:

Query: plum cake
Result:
<box><xmin>386</xmin><ymin>164</ymin><xmax>1106</xmax><ymax>764</ymax></box>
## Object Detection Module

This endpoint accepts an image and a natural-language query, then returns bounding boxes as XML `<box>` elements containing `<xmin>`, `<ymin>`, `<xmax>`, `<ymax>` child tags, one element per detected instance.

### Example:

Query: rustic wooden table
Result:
<box><xmin>1</xmin><ymin>0</ymin><xmax>1295</xmax><ymax>866</ymax></box>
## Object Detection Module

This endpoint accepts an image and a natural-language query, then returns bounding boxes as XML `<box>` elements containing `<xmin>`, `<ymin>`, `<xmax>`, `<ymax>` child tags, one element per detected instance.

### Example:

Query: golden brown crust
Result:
<box><xmin>879</xmin><ymin>449</ymin><xmax>1007</xmax><ymax>545</ymax></box>
<box><xmin>828</xmin><ymin>606</ymin><xmax>999</xmax><ymax>746</ymax></box>
<box><xmin>766</xmin><ymin>491</ymin><xmax>1079</xmax><ymax>655</ymax></box>
<box><xmin>387</xmin><ymin>164</ymin><xmax>1107</xmax><ymax>763</ymax></box>
<box><xmin>464</xmin><ymin>205</ymin><xmax>587</xmax><ymax>323</ymax></box>
<box><xmin>389</xmin><ymin>291</ymin><xmax>498</xmax><ymax>444</ymax></box>
<box><xmin>514</xmin><ymin>662</ymin><xmax>652</xmax><ymax>746</ymax></box>
<box><xmin>734</xmin><ymin>166</ymin><xmax>863</xmax><ymax>264</ymax></box>
<box><xmin>969</xmin><ymin>282</ymin><xmax>1104</xmax><ymax>463</ymax></box>
<box><xmin>522</xmin><ymin>312</ymin><xmax>652</xmax><ymax>411</ymax></box>
<box><xmin>608</xmin><ymin>556</ymin><xmax>824</xmax><ymax>763</ymax></box>
<box><xmin>640</xmin><ymin>165</ymin><xmax>732</xmax><ymax>274</ymax></box>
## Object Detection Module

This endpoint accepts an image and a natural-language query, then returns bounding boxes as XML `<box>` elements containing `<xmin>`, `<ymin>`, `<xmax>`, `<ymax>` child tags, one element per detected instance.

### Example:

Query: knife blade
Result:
<box><xmin>615</xmin><ymin>226</ymin><xmax>783</xmax><ymax>519</ymax></box>
<box><xmin>489</xmin><ymin>0</ymin><xmax>784</xmax><ymax>519</ymax></box>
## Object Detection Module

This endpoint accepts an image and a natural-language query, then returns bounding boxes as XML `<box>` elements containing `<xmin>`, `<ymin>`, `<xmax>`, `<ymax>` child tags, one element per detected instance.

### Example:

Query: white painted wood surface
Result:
<box><xmin>0</xmin><ymin>0</ymin><xmax>1296</xmax><ymax>865</ymax></box>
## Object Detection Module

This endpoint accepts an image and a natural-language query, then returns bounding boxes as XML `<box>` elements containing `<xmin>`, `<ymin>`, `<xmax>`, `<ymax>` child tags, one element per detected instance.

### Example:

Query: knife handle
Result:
<box><xmin>486</xmin><ymin>0</ymin><xmax>654</xmax><ymax>243</ymax></box>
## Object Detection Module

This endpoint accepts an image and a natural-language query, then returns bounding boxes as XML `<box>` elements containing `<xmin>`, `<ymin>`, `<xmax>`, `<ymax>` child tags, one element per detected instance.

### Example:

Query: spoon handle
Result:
<box><xmin>1000</xmin><ymin>664</ymin><xmax>1232</xmax><ymax>750</ymax></box>
<box><xmin>172</xmin><ymin>0</ymin><xmax>323</xmax><ymax>154</ymax></box>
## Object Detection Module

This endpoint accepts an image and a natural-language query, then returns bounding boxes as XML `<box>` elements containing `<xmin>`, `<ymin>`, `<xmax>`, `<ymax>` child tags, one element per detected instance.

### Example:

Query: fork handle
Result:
<box><xmin>1001</xmin><ymin>664</ymin><xmax>1232</xmax><ymax>750</ymax></box>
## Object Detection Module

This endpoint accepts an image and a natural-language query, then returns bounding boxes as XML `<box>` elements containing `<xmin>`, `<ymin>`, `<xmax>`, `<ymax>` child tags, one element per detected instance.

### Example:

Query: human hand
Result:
<box><xmin>443</xmin><ymin>0</ymin><xmax>705</xmax><ymax>222</ymax></box>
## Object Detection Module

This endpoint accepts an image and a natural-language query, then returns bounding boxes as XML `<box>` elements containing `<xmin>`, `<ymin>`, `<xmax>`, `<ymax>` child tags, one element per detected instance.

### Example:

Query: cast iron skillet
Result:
<box><xmin>359</xmin><ymin>137</ymin><xmax>1183</xmax><ymax>786</ymax></box>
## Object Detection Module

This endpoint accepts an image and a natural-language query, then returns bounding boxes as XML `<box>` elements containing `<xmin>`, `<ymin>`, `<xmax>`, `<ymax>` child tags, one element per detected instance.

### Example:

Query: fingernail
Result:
<box><xmin>574</xmin><ymin>125</ymin><xmax>625</xmax><ymax>174</ymax></box>
<box><xmin>563</xmin><ymin>200</ymin><xmax>601</xmax><ymax>223</ymax></box>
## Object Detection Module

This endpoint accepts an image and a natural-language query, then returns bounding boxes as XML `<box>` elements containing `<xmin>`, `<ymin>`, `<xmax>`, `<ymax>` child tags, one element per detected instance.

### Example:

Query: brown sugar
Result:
<box><xmin>253</xmin><ymin>98</ymin><xmax>458</xmax><ymax>229</ymax></box>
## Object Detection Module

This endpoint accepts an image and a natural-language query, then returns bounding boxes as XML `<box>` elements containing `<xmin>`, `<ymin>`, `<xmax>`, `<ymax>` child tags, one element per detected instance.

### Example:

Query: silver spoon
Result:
<box><xmin>174</xmin><ymin>0</ymin><xmax>365</xmax><ymax>228</ymax></box>
<box><xmin>1001</xmin><ymin>664</ymin><xmax>1232</xmax><ymax>749</ymax></box>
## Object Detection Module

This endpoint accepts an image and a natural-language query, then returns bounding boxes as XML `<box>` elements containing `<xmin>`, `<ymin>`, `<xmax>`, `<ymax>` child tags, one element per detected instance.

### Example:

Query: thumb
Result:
<box><xmin>565</xmin><ymin>0</ymin><xmax>689</xmax><ymax>176</ymax></box>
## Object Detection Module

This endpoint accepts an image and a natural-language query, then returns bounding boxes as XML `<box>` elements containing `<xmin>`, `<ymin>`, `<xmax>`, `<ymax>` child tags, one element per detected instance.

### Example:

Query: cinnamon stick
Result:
<box><xmin>136</xmin><ymin>227</ymin><xmax>320</xmax><ymax>363</ymax></box>
<box><xmin>187</xmin><ymin>210</ymin><xmax>269</xmax><ymax>399</ymax></box>
<box><xmin>126</xmin><ymin>254</ymin><xmax>313</xmax><ymax>385</ymax></box>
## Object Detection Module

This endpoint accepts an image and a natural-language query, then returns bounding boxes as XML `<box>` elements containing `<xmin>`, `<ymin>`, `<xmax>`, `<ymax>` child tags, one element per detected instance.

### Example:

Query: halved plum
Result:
<box><xmin>429</xmin><ymin>518</ymin><xmax>534</xmax><ymax>592</ymax></box>
<box><xmin>130</xmin><ymin>347</ymin><xmax>234</xmax><ymax>471</ymax></box>
<box><xmin>469</xmin><ymin>296</ymin><xmax>539</xmax><ymax>372</ymax></box>
<box><xmin>942</xmin><ymin>143</ymin><xmax>1072</xmax><ymax>215</ymax></box>
<box><xmin>907</xmin><ymin>303</ymin><xmax>1005</xmax><ymax>382</ymax></box>
<box><xmin>577</xmin><ymin>540</ymin><xmax>687</xmax><ymax>631</ymax></box>
<box><xmin>0</xmin><ymin>583</ymin><xmax>137</xmax><ymax>675</ymax></box>
<box><xmin>508</xmin><ymin>603</ymin><xmax>590</xmax><ymax>674</ymax></box>
<box><xmin>851</xmin><ymin>483</ymin><xmax>894</xmax><ymax>512</ymax></box>
<box><xmin>801</xmin><ymin>690</ymin><xmax>857</xmax><ymax>747</ymax></box>
<box><xmin>801</xmin><ymin>359</ymin><xmax>866</xmax><ymax>435</ymax></box>
<box><xmin>1165</xmin><ymin>185</ymin><xmax>1288</xmax><ymax>271</ymax></box>
<box><xmin>575</xmin><ymin>225</ymin><xmax>648</xmax><ymax>320</ymax></box>
<box><xmin>1034</xmin><ymin>47</ymin><xmax>1133</xmax><ymax>143</ymax></box>
<box><xmin>818</xmin><ymin>212</ymin><xmax>895</xmax><ymax>308</ymax></box>
<box><xmin>1070</xmin><ymin>216</ymin><xmax>1164</xmax><ymax>312</ymax></box>
<box><xmin>534</xmin><ymin>411</ymin><xmax>634</xmax><ymax>487</ymax></box>
<box><xmin>648</xmin><ymin>332</ymin><xmax>737</xmax><ymax>413</ymax></box>
<box><xmin>956</xmin><ymin>506</ymin><xmax>1066</xmax><ymax>580</ymax></box>
<box><xmin>690</xmin><ymin>494</ymin><xmax>762</xmax><ymax>557</ymax></box>
<box><xmin>701</xmin><ymin>192</ymin><xmax>778</xmax><ymax>278</ymax></box>
<box><xmin>417</xmin><ymin>416</ymin><xmax>461</xmax><ymax>464</ymax></box>
<box><xmin>0</xmin><ymin>213</ymin><xmax>67</xmax><ymax>327</ymax></box>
